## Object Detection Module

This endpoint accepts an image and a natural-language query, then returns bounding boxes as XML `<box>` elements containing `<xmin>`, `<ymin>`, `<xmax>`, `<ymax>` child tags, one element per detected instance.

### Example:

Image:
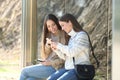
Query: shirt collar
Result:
<box><xmin>68</xmin><ymin>29</ymin><xmax>77</xmax><ymax>37</ymax></box>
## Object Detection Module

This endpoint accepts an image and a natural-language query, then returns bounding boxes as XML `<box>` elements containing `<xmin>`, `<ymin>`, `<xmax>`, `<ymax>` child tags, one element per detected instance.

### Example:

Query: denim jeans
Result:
<box><xmin>47</xmin><ymin>68</ymin><xmax>78</xmax><ymax>80</ymax></box>
<box><xmin>19</xmin><ymin>64</ymin><xmax>56</xmax><ymax>80</ymax></box>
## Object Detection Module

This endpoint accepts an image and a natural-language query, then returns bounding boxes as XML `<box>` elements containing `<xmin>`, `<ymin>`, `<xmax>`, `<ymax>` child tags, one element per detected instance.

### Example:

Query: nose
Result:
<box><xmin>50</xmin><ymin>26</ymin><xmax>54</xmax><ymax>30</ymax></box>
<box><xmin>62</xmin><ymin>27</ymin><xmax>64</xmax><ymax>30</ymax></box>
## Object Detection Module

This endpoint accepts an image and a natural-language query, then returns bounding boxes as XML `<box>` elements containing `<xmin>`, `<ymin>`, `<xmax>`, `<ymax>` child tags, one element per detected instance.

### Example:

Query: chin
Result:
<box><xmin>67</xmin><ymin>31</ymin><xmax>70</xmax><ymax>33</ymax></box>
<box><xmin>52</xmin><ymin>32</ymin><xmax>57</xmax><ymax>34</ymax></box>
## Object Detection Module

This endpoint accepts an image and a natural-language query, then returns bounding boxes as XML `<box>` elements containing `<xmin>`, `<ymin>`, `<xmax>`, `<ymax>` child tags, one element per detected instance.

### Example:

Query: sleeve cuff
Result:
<box><xmin>57</xmin><ymin>43</ymin><xmax>63</xmax><ymax>50</ymax></box>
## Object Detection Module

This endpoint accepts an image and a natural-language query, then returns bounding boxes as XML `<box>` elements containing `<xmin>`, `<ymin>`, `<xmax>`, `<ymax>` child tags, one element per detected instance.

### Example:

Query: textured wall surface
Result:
<box><xmin>0</xmin><ymin>0</ymin><xmax>21</xmax><ymax>79</ymax></box>
<box><xmin>0</xmin><ymin>0</ymin><xmax>111</xmax><ymax>80</ymax></box>
<box><xmin>37</xmin><ymin>0</ymin><xmax>112</xmax><ymax>80</ymax></box>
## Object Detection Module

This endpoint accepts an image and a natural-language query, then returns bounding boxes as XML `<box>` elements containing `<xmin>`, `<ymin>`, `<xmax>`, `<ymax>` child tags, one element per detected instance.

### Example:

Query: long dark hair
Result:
<box><xmin>59</xmin><ymin>13</ymin><xmax>83</xmax><ymax>32</ymax></box>
<box><xmin>41</xmin><ymin>14</ymin><xmax>62</xmax><ymax>59</ymax></box>
<box><xmin>42</xmin><ymin>14</ymin><xmax>62</xmax><ymax>45</ymax></box>
<box><xmin>41</xmin><ymin>14</ymin><xmax>69</xmax><ymax>59</ymax></box>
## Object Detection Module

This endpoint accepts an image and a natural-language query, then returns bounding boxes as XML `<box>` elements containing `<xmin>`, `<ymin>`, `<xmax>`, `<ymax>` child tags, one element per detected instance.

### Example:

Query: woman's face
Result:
<box><xmin>46</xmin><ymin>20</ymin><xmax>58</xmax><ymax>34</ymax></box>
<box><xmin>59</xmin><ymin>21</ymin><xmax>72</xmax><ymax>33</ymax></box>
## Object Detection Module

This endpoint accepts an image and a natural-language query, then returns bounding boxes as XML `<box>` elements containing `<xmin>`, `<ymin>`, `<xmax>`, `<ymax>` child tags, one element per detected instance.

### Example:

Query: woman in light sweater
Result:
<box><xmin>19</xmin><ymin>14</ymin><xmax>69</xmax><ymax>80</ymax></box>
<box><xmin>47</xmin><ymin>13</ymin><xmax>91</xmax><ymax>80</ymax></box>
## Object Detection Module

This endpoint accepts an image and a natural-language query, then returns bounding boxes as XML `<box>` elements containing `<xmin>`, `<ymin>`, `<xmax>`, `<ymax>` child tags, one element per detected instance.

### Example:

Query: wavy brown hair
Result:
<box><xmin>41</xmin><ymin>14</ymin><xmax>69</xmax><ymax>59</ymax></box>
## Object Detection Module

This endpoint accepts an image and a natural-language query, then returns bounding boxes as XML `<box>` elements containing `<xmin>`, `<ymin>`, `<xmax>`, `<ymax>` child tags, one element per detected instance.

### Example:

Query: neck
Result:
<box><xmin>68</xmin><ymin>29</ymin><xmax>76</xmax><ymax>37</ymax></box>
<box><xmin>52</xmin><ymin>30</ymin><xmax>60</xmax><ymax>36</ymax></box>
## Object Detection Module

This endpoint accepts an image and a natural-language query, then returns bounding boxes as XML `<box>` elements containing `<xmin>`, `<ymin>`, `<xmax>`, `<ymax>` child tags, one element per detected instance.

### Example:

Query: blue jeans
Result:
<box><xmin>47</xmin><ymin>68</ymin><xmax>78</xmax><ymax>80</ymax></box>
<box><xmin>19</xmin><ymin>64</ymin><xmax>56</xmax><ymax>80</ymax></box>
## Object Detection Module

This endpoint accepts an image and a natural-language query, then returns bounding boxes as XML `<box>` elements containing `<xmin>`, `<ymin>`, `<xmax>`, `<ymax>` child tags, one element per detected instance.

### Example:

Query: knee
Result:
<box><xmin>47</xmin><ymin>77</ymin><xmax>52</xmax><ymax>80</ymax></box>
<box><xmin>21</xmin><ymin>67</ymin><xmax>28</xmax><ymax>75</ymax></box>
<box><xmin>47</xmin><ymin>76</ymin><xmax>57</xmax><ymax>80</ymax></box>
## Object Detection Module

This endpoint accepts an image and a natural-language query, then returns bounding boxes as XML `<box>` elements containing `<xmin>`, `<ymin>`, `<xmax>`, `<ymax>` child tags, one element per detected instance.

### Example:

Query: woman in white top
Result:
<box><xmin>47</xmin><ymin>13</ymin><xmax>91</xmax><ymax>80</ymax></box>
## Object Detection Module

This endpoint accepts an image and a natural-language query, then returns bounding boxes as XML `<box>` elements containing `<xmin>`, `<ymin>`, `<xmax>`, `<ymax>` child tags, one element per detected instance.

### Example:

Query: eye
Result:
<box><xmin>61</xmin><ymin>24</ymin><xmax>64</xmax><ymax>27</ymax></box>
<box><xmin>52</xmin><ymin>23</ymin><xmax>55</xmax><ymax>26</ymax></box>
<box><xmin>47</xmin><ymin>25</ymin><xmax>50</xmax><ymax>28</ymax></box>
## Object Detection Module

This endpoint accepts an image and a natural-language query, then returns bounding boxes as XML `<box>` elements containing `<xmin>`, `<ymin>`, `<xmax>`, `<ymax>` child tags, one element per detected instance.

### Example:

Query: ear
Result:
<box><xmin>68</xmin><ymin>20</ymin><xmax>71</xmax><ymax>23</ymax></box>
<box><xmin>68</xmin><ymin>20</ymin><xmax>73</xmax><ymax>26</ymax></box>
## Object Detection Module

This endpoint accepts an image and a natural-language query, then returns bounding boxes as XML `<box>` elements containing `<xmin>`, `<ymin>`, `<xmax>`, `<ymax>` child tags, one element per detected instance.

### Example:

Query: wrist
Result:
<box><xmin>46</xmin><ymin>43</ymin><xmax>51</xmax><ymax>47</ymax></box>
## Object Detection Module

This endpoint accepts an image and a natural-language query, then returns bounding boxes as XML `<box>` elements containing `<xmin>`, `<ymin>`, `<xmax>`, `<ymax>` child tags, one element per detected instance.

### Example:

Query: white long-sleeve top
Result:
<box><xmin>54</xmin><ymin>30</ymin><xmax>91</xmax><ymax>70</ymax></box>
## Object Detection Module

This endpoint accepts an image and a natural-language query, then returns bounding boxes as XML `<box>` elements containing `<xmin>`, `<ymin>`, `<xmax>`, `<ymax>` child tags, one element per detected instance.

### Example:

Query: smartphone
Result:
<box><xmin>37</xmin><ymin>59</ymin><xmax>45</xmax><ymax>62</ymax></box>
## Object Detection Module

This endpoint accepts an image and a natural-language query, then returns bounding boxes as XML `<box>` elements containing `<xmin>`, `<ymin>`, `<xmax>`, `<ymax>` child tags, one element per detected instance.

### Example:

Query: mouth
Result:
<box><xmin>51</xmin><ymin>30</ymin><xmax>57</xmax><ymax>33</ymax></box>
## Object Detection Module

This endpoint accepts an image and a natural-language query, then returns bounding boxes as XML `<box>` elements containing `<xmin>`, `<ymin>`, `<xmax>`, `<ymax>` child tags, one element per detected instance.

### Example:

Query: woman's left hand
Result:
<box><xmin>51</xmin><ymin>42</ymin><xmax>57</xmax><ymax>50</ymax></box>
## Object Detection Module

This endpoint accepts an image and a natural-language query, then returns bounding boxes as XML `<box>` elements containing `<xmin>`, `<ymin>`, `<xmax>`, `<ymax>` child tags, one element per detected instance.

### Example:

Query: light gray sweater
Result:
<box><xmin>54</xmin><ymin>30</ymin><xmax>91</xmax><ymax>70</ymax></box>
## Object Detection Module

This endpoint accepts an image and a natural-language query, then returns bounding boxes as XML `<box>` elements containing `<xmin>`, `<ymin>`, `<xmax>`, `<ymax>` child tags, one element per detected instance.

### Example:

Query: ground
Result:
<box><xmin>0</xmin><ymin>47</ymin><xmax>21</xmax><ymax>80</ymax></box>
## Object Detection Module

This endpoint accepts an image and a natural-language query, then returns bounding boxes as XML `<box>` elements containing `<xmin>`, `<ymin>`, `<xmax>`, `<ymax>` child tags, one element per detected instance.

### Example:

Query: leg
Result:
<box><xmin>26</xmin><ymin>77</ymin><xmax>46</xmax><ymax>80</ymax></box>
<box><xmin>58</xmin><ymin>69</ymin><xmax>78</xmax><ymax>80</ymax></box>
<box><xmin>47</xmin><ymin>68</ymin><xmax>67</xmax><ymax>80</ymax></box>
<box><xmin>19</xmin><ymin>64</ymin><xmax>56</xmax><ymax>80</ymax></box>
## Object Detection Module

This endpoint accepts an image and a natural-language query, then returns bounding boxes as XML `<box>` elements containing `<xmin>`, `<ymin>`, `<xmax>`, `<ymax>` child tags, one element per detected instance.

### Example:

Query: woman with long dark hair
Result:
<box><xmin>19</xmin><ymin>14</ymin><xmax>69</xmax><ymax>80</ymax></box>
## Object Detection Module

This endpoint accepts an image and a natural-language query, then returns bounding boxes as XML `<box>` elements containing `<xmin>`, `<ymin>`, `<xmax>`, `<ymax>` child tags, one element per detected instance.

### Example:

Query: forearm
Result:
<box><xmin>44</xmin><ymin>43</ymin><xmax>52</xmax><ymax>58</ymax></box>
<box><xmin>54</xmin><ymin>50</ymin><xmax>66</xmax><ymax>60</ymax></box>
